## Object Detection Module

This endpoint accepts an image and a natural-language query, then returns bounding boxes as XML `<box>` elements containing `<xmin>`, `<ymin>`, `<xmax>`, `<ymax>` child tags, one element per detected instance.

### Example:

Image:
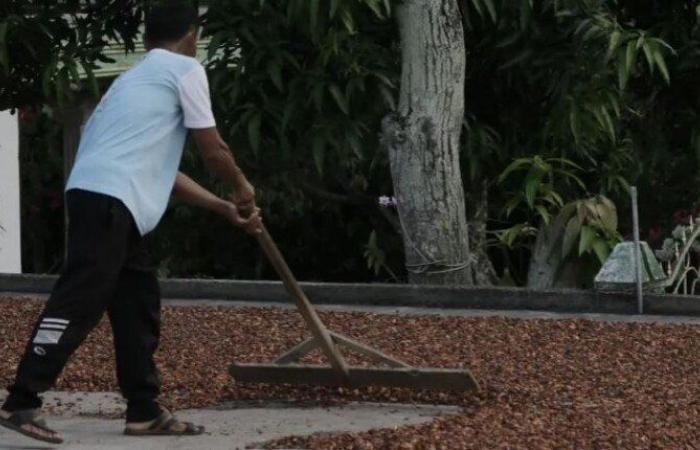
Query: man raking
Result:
<box><xmin>0</xmin><ymin>2</ymin><xmax>261</xmax><ymax>443</ymax></box>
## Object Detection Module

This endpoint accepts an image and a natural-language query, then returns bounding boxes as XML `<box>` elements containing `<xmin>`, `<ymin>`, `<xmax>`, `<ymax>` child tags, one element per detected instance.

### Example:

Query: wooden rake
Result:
<box><xmin>229</xmin><ymin>224</ymin><xmax>480</xmax><ymax>393</ymax></box>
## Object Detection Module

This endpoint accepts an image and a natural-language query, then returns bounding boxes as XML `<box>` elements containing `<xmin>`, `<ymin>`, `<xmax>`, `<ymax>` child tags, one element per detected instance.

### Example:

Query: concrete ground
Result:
<box><xmin>0</xmin><ymin>391</ymin><xmax>460</xmax><ymax>450</ymax></box>
<box><xmin>10</xmin><ymin>292</ymin><xmax>700</xmax><ymax>325</ymax></box>
<box><xmin>4</xmin><ymin>294</ymin><xmax>700</xmax><ymax>449</ymax></box>
<box><xmin>163</xmin><ymin>297</ymin><xmax>700</xmax><ymax>325</ymax></box>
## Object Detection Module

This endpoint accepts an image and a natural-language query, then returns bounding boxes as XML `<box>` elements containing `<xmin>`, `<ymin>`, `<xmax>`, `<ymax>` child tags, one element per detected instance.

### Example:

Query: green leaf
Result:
<box><xmin>600</xmin><ymin>105</ymin><xmax>616</xmax><ymax>143</ymax></box>
<box><xmin>578</xmin><ymin>225</ymin><xmax>596</xmax><ymax>256</ymax></box>
<box><xmin>498</xmin><ymin>48</ymin><xmax>533</xmax><ymax>70</ymax></box>
<box><xmin>347</xmin><ymin>131</ymin><xmax>363</xmax><ymax>159</ymax></box>
<box><xmin>372</xmin><ymin>71</ymin><xmax>395</xmax><ymax>88</ymax></box>
<box><xmin>498</xmin><ymin>157</ymin><xmax>532</xmax><ymax>183</ymax></box>
<box><xmin>524</xmin><ymin>169</ymin><xmax>542</xmax><ymax>208</ymax></box>
<box><xmin>281</xmin><ymin>101</ymin><xmax>295</xmax><ymax>132</ymax></box>
<box><xmin>535</xmin><ymin>205</ymin><xmax>550</xmax><ymax>225</ymax></box>
<box><xmin>501</xmin><ymin>223</ymin><xmax>526</xmax><ymax>248</ymax></box>
<box><xmin>311</xmin><ymin>83</ymin><xmax>325</xmax><ymax>111</ymax></box>
<box><xmin>592</xmin><ymin>240</ymin><xmax>610</xmax><ymax>264</ymax></box>
<box><xmin>582</xmin><ymin>23</ymin><xmax>602</xmax><ymax>42</ymax></box>
<box><xmin>312</xmin><ymin>134</ymin><xmax>325</xmax><ymax>175</ymax></box>
<box><xmin>383</xmin><ymin>0</ymin><xmax>391</xmax><ymax>16</ymax></box>
<box><xmin>310</xmin><ymin>0</ymin><xmax>320</xmax><ymax>33</ymax></box>
<box><xmin>618</xmin><ymin>51</ymin><xmax>629</xmax><ymax>90</ymax></box>
<box><xmin>562</xmin><ymin>215</ymin><xmax>582</xmax><ymax>258</ymax></box>
<box><xmin>540</xmin><ymin>185</ymin><xmax>565</xmax><ymax>208</ymax></box>
<box><xmin>42</xmin><ymin>57</ymin><xmax>58</xmax><ymax>97</ymax></box>
<box><xmin>329</xmin><ymin>84</ymin><xmax>350</xmax><ymax>114</ymax></box>
<box><xmin>642</xmin><ymin>41</ymin><xmax>655</xmax><ymax>73</ymax></box>
<box><xmin>653</xmin><ymin>37</ymin><xmax>676</xmax><ymax>54</ymax></box>
<box><xmin>56</xmin><ymin>68</ymin><xmax>71</xmax><ymax>107</ymax></box>
<box><xmin>519</xmin><ymin>0</ymin><xmax>532</xmax><ymax>29</ymax></box>
<box><xmin>595</xmin><ymin>197</ymin><xmax>618</xmax><ymax>231</ymax></box>
<box><xmin>598</xmin><ymin>195</ymin><xmax>618</xmax><ymax>230</ymax></box>
<box><xmin>207</xmin><ymin>32</ymin><xmax>225</xmax><ymax>60</ymax></box>
<box><xmin>569</xmin><ymin>106</ymin><xmax>580</xmax><ymax>143</ymax></box>
<box><xmin>606</xmin><ymin>30</ymin><xmax>621</xmax><ymax>60</ymax></box>
<box><xmin>532</xmin><ymin>155</ymin><xmax>550</xmax><ymax>172</ymax></box>
<box><xmin>547</xmin><ymin>157</ymin><xmax>584</xmax><ymax>171</ymax></box>
<box><xmin>606</xmin><ymin>91</ymin><xmax>621</xmax><ymax>117</ymax></box>
<box><xmin>84</xmin><ymin>64</ymin><xmax>99</xmax><ymax>98</ymax></box>
<box><xmin>340</xmin><ymin>9</ymin><xmax>356</xmax><ymax>34</ymax></box>
<box><xmin>554</xmin><ymin>168</ymin><xmax>586</xmax><ymax>191</ymax></box>
<box><xmin>485</xmin><ymin>0</ymin><xmax>497</xmax><ymax>22</ymax></box>
<box><xmin>365</xmin><ymin>0</ymin><xmax>384</xmax><ymax>19</ymax></box>
<box><xmin>330</xmin><ymin>0</ymin><xmax>340</xmax><ymax>18</ymax></box>
<box><xmin>267</xmin><ymin>60</ymin><xmax>284</xmax><ymax>91</ymax></box>
<box><xmin>379</xmin><ymin>85</ymin><xmax>395</xmax><ymax>110</ymax></box>
<box><xmin>625</xmin><ymin>40</ymin><xmax>636</xmax><ymax>77</ymax></box>
<box><xmin>67</xmin><ymin>62</ymin><xmax>80</xmax><ymax>83</ymax></box>
<box><xmin>652</xmin><ymin>46</ymin><xmax>670</xmax><ymax>84</ymax></box>
<box><xmin>471</xmin><ymin>0</ymin><xmax>485</xmax><ymax>19</ymax></box>
<box><xmin>248</xmin><ymin>113</ymin><xmax>262</xmax><ymax>156</ymax></box>
<box><xmin>504</xmin><ymin>193</ymin><xmax>523</xmax><ymax>217</ymax></box>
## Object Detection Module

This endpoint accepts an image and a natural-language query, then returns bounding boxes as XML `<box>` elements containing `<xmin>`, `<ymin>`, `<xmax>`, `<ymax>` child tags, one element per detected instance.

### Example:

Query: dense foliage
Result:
<box><xmin>461</xmin><ymin>0</ymin><xmax>700</xmax><ymax>285</ymax></box>
<box><xmin>0</xmin><ymin>0</ymin><xmax>144</xmax><ymax>109</ymax></box>
<box><xmin>149</xmin><ymin>0</ymin><xmax>404</xmax><ymax>281</ymax></box>
<box><xmin>7</xmin><ymin>0</ymin><xmax>700</xmax><ymax>287</ymax></box>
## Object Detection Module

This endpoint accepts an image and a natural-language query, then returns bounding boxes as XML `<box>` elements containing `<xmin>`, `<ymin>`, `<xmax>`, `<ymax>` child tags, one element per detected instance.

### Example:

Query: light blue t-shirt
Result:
<box><xmin>66</xmin><ymin>48</ymin><xmax>216</xmax><ymax>235</ymax></box>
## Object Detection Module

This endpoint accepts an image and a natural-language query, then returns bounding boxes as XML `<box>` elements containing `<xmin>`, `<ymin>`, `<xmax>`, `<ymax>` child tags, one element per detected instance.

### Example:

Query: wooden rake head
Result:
<box><xmin>228</xmin><ymin>224</ymin><xmax>479</xmax><ymax>393</ymax></box>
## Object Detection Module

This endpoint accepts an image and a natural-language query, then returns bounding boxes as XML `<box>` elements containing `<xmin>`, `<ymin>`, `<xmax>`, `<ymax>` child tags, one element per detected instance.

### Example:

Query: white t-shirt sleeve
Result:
<box><xmin>178</xmin><ymin>64</ymin><xmax>216</xmax><ymax>129</ymax></box>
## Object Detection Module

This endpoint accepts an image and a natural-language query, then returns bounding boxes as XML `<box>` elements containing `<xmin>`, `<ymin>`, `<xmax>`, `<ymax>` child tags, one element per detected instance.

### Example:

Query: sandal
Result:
<box><xmin>124</xmin><ymin>409</ymin><xmax>204</xmax><ymax>436</ymax></box>
<box><xmin>0</xmin><ymin>408</ymin><xmax>63</xmax><ymax>444</ymax></box>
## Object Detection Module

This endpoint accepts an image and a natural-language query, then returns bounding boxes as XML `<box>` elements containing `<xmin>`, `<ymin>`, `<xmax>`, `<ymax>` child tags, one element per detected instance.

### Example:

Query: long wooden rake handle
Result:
<box><xmin>253</xmin><ymin>224</ymin><xmax>350</xmax><ymax>380</ymax></box>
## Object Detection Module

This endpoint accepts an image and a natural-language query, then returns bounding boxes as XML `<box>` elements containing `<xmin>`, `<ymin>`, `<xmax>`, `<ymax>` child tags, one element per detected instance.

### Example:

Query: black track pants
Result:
<box><xmin>2</xmin><ymin>189</ymin><xmax>161</xmax><ymax>422</ymax></box>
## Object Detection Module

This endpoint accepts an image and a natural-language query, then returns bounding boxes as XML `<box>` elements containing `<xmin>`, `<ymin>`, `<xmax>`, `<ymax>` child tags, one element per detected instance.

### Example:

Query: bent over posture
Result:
<box><xmin>0</xmin><ymin>2</ymin><xmax>261</xmax><ymax>444</ymax></box>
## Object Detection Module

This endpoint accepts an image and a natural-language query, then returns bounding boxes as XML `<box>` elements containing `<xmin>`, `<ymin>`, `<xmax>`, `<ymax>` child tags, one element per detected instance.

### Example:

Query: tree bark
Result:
<box><xmin>526</xmin><ymin>215</ymin><xmax>566</xmax><ymax>289</ymax></box>
<box><xmin>468</xmin><ymin>180</ymin><xmax>498</xmax><ymax>285</ymax></box>
<box><xmin>382</xmin><ymin>0</ymin><xmax>472</xmax><ymax>285</ymax></box>
<box><xmin>527</xmin><ymin>208</ymin><xmax>588</xmax><ymax>289</ymax></box>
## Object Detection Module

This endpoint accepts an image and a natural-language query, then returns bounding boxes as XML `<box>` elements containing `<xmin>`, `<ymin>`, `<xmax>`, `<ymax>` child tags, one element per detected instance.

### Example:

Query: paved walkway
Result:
<box><xmin>164</xmin><ymin>298</ymin><xmax>700</xmax><ymax>325</ymax></box>
<box><xmin>0</xmin><ymin>392</ymin><xmax>459</xmax><ymax>450</ymax></box>
<box><xmin>9</xmin><ymin>292</ymin><xmax>700</xmax><ymax>325</ymax></box>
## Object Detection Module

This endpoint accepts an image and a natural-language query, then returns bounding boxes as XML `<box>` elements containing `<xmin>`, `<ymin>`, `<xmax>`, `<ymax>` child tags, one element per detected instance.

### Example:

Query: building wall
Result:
<box><xmin>0</xmin><ymin>110</ymin><xmax>21</xmax><ymax>273</ymax></box>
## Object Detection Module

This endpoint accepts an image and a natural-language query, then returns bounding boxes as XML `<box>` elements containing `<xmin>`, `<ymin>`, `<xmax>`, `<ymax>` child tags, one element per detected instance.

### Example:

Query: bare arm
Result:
<box><xmin>191</xmin><ymin>127</ymin><xmax>256</xmax><ymax>211</ymax></box>
<box><xmin>172</xmin><ymin>171</ymin><xmax>261</xmax><ymax>233</ymax></box>
<box><xmin>172</xmin><ymin>171</ymin><xmax>227</xmax><ymax>213</ymax></box>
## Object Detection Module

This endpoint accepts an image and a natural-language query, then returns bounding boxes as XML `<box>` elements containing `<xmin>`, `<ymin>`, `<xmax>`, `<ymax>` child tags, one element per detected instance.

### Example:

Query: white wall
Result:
<box><xmin>0</xmin><ymin>110</ymin><xmax>21</xmax><ymax>273</ymax></box>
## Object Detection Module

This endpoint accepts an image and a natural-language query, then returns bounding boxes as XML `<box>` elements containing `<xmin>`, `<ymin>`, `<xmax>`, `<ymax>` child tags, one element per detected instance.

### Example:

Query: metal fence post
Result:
<box><xmin>631</xmin><ymin>186</ymin><xmax>644</xmax><ymax>314</ymax></box>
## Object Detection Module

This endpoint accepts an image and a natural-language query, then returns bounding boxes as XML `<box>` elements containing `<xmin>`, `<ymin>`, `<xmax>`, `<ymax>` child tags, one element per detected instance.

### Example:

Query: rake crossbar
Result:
<box><xmin>228</xmin><ymin>224</ymin><xmax>480</xmax><ymax>393</ymax></box>
<box><xmin>230</xmin><ymin>363</ymin><xmax>479</xmax><ymax>391</ymax></box>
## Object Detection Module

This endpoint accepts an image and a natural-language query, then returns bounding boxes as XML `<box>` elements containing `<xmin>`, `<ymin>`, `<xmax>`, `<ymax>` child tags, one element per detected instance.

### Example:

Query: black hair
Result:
<box><xmin>145</xmin><ymin>2</ymin><xmax>198</xmax><ymax>43</ymax></box>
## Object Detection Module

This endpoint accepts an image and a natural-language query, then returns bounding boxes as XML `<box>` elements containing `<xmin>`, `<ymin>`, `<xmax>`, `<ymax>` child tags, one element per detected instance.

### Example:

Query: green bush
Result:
<box><xmin>153</xmin><ymin>0</ymin><xmax>404</xmax><ymax>281</ymax></box>
<box><xmin>460</xmin><ymin>0</ymin><xmax>700</xmax><ymax>283</ymax></box>
<box><xmin>12</xmin><ymin>0</ymin><xmax>700</xmax><ymax>287</ymax></box>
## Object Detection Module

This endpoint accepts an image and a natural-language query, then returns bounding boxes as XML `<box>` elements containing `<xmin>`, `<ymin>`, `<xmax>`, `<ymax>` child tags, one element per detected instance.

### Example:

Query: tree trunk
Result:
<box><xmin>382</xmin><ymin>0</ymin><xmax>471</xmax><ymax>285</ymax></box>
<box><xmin>526</xmin><ymin>209</ymin><xmax>572</xmax><ymax>289</ymax></box>
<box><xmin>527</xmin><ymin>208</ymin><xmax>589</xmax><ymax>289</ymax></box>
<box><xmin>468</xmin><ymin>180</ymin><xmax>498</xmax><ymax>285</ymax></box>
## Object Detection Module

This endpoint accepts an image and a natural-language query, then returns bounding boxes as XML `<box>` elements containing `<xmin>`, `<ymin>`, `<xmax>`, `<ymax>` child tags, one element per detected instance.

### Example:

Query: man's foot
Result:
<box><xmin>124</xmin><ymin>408</ymin><xmax>204</xmax><ymax>436</ymax></box>
<box><xmin>0</xmin><ymin>408</ymin><xmax>63</xmax><ymax>444</ymax></box>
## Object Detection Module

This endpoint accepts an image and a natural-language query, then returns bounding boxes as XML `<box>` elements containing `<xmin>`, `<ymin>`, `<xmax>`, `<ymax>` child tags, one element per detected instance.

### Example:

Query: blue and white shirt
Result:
<box><xmin>66</xmin><ymin>48</ymin><xmax>216</xmax><ymax>235</ymax></box>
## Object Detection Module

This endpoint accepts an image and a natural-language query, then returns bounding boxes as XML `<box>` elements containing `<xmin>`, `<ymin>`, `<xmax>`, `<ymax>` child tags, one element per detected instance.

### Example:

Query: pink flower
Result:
<box><xmin>378</xmin><ymin>196</ymin><xmax>397</xmax><ymax>207</ymax></box>
<box><xmin>673</xmin><ymin>209</ymin><xmax>692</xmax><ymax>225</ymax></box>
